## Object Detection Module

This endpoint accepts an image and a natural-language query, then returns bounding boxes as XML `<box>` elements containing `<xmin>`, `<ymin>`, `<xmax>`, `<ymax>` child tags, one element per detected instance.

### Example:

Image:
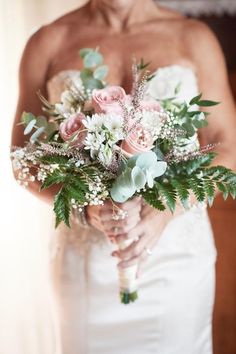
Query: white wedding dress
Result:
<box><xmin>47</xmin><ymin>65</ymin><xmax>217</xmax><ymax>354</ymax></box>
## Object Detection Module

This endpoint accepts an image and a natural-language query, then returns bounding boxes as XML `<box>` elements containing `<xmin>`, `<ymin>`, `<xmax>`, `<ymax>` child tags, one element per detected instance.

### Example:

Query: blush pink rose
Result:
<box><xmin>92</xmin><ymin>86</ymin><xmax>126</xmax><ymax>115</ymax></box>
<box><xmin>59</xmin><ymin>112</ymin><xmax>86</xmax><ymax>147</ymax></box>
<box><xmin>138</xmin><ymin>100</ymin><xmax>161</xmax><ymax>112</ymax></box>
<box><xmin>121</xmin><ymin>124</ymin><xmax>154</xmax><ymax>157</ymax></box>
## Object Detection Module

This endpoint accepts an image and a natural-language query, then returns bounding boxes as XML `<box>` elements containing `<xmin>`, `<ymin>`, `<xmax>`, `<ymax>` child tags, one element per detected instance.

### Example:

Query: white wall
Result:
<box><xmin>0</xmin><ymin>1</ymin><xmax>87</xmax><ymax>353</ymax></box>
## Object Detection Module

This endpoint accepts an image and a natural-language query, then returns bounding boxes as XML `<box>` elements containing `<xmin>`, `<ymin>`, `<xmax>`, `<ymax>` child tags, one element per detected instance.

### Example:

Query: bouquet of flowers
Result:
<box><xmin>11</xmin><ymin>48</ymin><xmax>236</xmax><ymax>304</ymax></box>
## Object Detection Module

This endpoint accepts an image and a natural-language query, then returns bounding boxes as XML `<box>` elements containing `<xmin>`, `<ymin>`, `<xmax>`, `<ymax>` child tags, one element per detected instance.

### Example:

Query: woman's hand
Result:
<box><xmin>112</xmin><ymin>204</ymin><xmax>181</xmax><ymax>277</ymax></box>
<box><xmin>86</xmin><ymin>197</ymin><xmax>142</xmax><ymax>239</ymax></box>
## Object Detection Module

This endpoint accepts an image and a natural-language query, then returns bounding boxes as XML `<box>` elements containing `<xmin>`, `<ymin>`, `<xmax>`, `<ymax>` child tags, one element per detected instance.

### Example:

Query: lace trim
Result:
<box><xmin>158</xmin><ymin>0</ymin><xmax>236</xmax><ymax>16</ymax></box>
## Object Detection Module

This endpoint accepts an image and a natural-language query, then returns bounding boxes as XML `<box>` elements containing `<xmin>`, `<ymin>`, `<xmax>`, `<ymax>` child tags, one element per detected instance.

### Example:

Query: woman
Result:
<box><xmin>11</xmin><ymin>0</ymin><xmax>236</xmax><ymax>353</ymax></box>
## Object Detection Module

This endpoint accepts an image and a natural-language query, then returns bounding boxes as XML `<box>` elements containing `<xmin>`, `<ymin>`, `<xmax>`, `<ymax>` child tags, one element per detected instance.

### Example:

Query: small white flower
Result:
<box><xmin>83</xmin><ymin>114</ymin><xmax>105</xmax><ymax>133</ymax></box>
<box><xmin>84</xmin><ymin>132</ymin><xmax>105</xmax><ymax>154</ymax></box>
<box><xmin>98</xmin><ymin>144</ymin><xmax>113</xmax><ymax>165</ymax></box>
<box><xmin>139</xmin><ymin>110</ymin><xmax>162</xmax><ymax>139</ymax></box>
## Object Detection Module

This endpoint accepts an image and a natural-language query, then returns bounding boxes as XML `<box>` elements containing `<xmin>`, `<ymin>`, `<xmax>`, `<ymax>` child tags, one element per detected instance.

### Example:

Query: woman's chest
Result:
<box><xmin>48</xmin><ymin>27</ymin><xmax>194</xmax><ymax>92</ymax></box>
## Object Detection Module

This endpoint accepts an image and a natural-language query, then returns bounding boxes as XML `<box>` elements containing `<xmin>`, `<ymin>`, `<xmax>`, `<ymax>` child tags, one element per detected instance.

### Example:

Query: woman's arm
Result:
<box><xmin>185</xmin><ymin>19</ymin><xmax>236</xmax><ymax>170</ymax></box>
<box><xmin>11</xmin><ymin>25</ymin><xmax>62</xmax><ymax>204</ymax></box>
<box><xmin>113</xmin><ymin>20</ymin><xmax>236</xmax><ymax>273</ymax></box>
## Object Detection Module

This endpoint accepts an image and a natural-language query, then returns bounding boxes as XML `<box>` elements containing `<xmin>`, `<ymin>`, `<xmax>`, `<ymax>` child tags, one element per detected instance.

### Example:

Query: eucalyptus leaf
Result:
<box><xmin>79</xmin><ymin>48</ymin><xmax>93</xmax><ymax>59</ymax></box>
<box><xmin>30</xmin><ymin>126</ymin><xmax>45</xmax><ymax>143</ymax></box>
<box><xmin>80</xmin><ymin>68</ymin><xmax>93</xmax><ymax>81</ymax></box>
<box><xmin>24</xmin><ymin>119</ymin><xmax>37</xmax><ymax>135</ymax></box>
<box><xmin>84</xmin><ymin>51</ymin><xmax>103</xmax><ymax>68</ymax></box>
<box><xmin>45</xmin><ymin>122</ymin><xmax>57</xmax><ymax>136</ymax></box>
<box><xmin>82</xmin><ymin>77</ymin><xmax>104</xmax><ymax>90</ymax></box>
<box><xmin>36</xmin><ymin>116</ymin><xmax>48</xmax><ymax>128</ymax></box>
<box><xmin>192</xmin><ymin>119</ymin><xmax>208</xmax><ymax>129</ymax></box>
<box><xmin>93</xmin><ymin>65</ymin><xmax>109</xmax><ymax>80</ymax></box>
<box><xmin>131</xmin><ymin>166</ymin><xmax>146</xmax><ymax>189</ymax></box>
<box><xmin>21</xmin><ymin>112</ymin><xmax>36</xmax><ymax>125</ymax></box>
<box><xmin>136</xmin><ymin>151</ymin><xmax>157</xmax><ymax>170</ymax></box>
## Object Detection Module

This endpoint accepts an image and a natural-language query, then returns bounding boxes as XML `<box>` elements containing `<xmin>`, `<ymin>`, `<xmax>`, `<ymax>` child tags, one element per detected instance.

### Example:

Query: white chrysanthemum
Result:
<box><xmin>104</xmin><ymin>114</ymin><xmax>124</xmax><ymax>141</ymax></box>
<box><xmin>84</xmin><ymin>132</ymin><xmax>105</xmax><ymax>156</ymax></box>
<box><xmin>98</xmin><ymin>144</ymin><xmax>113</xmax><ymax>165</ymax></box>
<box><xmin>83</xmin><ymin>114</ymin><xmax>106</xmax><ymax>133</ymax></box>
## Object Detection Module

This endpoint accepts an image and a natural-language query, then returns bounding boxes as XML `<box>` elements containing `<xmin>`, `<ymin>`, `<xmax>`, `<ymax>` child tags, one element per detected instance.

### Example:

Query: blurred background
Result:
<box><xmin>0</xmin><ymin>0</ymin><xmax>236</xmax><ymax>353</ymax></box>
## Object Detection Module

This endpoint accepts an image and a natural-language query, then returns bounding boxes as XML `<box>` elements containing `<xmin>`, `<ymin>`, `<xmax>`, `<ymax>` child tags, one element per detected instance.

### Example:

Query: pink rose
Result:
<box><xmin>92</xmin><ymin>86</ymin><xmax>126</xmax><ymax>115</ymax></box>
<box><xmin>138</xmin><ymin>100</ymin><xmax>161</xmax><ymax>112</ymax></box>
<box><xmin>121</xmin><ymin>124</ymin><xmax>154</xmax><ymax>157</ymax></box>
<box><xmin>59</xmin><ymin>112</ymin><xmax>86</xmax><ymax>147</ymax></box>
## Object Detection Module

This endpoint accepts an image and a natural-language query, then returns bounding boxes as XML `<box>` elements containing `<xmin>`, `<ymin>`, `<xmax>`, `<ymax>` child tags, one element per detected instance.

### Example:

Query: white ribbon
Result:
<box><xmin>118</xmin><ymin>239</ymin><xmax>138</xmax><ymax>293</ymax></box>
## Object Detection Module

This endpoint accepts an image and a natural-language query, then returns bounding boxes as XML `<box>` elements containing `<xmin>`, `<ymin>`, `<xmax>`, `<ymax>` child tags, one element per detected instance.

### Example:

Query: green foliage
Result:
<box><xmin>155</xmin><ymin>182</ymin><xmax>177</xmax><ymax>212</ymax></box>
<box><xmin>79</xmin><ymin>48</ymin><xmax>109</xmax><ymax>92</ymax></box>
<box><xmin>54</xmin><ymin>188</ymin><xmax>71</xmax><ymax>227</ymax></box>
<box><xmin>21</xmin><ymin>110</ymin><xmax>57</xmax><ymax>143</ymax></box>
<box><xmin>52</xmin><ymin>173</ymin><xmax>89</xmax><ymax>228</ymax></box>
<box><xmin>141</xmin><ymin>157</ymin><xmax>236</xmax><ymax>213</ymax></box>
<box><xmin>93</xmin><ymin>65</ymin><xmax>109</xmax><ymax>80</ymax></box>
<box><xmin>137</xmin><ymin>58</ymin><xmax>150</xmax><ymax>71</ymax></box>
<box><xmin>41</xmin><ymin>170</ymin><xmax>68</xmax><ymax>190</ymax></box>
<box><xmin>141</xmin><ymin>189</ymin><xmax>166</xmax><ymax>211</ymax></box>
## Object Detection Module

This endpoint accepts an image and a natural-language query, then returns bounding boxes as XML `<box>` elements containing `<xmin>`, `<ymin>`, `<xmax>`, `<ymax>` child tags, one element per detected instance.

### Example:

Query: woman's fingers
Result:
<box><xmin>104</xmin><ymin>215</ymin><xmax>141</xmax><ymax>235</ymax></box>
<box><xmin>113</xmin><ymin>230</ymin><xmax>152</xmax><ymax>262</ymax></box>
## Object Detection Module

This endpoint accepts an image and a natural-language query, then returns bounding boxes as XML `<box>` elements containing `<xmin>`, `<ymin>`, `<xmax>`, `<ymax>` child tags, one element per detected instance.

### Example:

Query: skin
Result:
<box><xmin>11</xmin><ymin>0</ymin><xmax>236</xmax><ymax>276</ymax></box>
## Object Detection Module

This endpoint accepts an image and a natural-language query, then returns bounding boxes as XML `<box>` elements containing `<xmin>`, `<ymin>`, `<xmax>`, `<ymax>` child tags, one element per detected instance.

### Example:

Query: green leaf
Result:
<box><xmin>192</xmin><ymin>119</ymin><xmax>208</xmax><ymax>129</ymax></box>
<box><xmin>174</xmin><ymin>82</ymin><xmax>181</xmax><ymax>95</ymax></box>
<box><xmin>80</xmin><ymin>68</ymin><xmax>93</xmax><ymax>81</ymax></box>
<box><xmin>155</xmin><ymin>182</ymin><xmax>177</xmax><ymax>212</ymax></box>
<box><xmin>203</xmin><ymin>179</ymin><xmax>215</xmax><ymax>207</ymax></box>
<box><xmin>182</xmin><ymin>121</ymin><xmax>195</xmax><ymax>137</ymax></box>
<box><xmin>41</xmin><ymin>171</ymin><xmax>67</xmax><ymax>190</ymax></box>
<box><xmin>141</xmin><ymin>190</ymin><xmax>166</xmax><ymax>211</ymax></box>
<box><xmin>21</xmin><ymin>112</ymin><xmax>36</xmax><ymax>125</ymax></box>
<box><xmin>190</xmin><ymin>93</ymin><xmax>202</xmax><ymax>105</ymax></box>
<box><xmin>53</xmin><ymin>188</ymin><xmax>71</xmax><ymax>228</ymax></box>
<box><xmin>36</xmin><ymin>116</ymin><xmax>48</xmax><ymax>128</ymax></box>
<box><xmin>171</xmin><ymin>179</ymin><xmax>190</xmax><ymax>204</ymax></box>
<box><xmin>79</xmin><ymin>48</ymin><xmax>93</xmax><ymax>59</ymax></box>
<box><xmin>30</xmin><ymin>126</ymin><xmax>45</xmax><ymax>143</ymax></box>
<box><xmin>137</xmin><ymin>58</ymin><xmax>151</xmax><ymax>71</ymax></box>
<box><xmin>39</xmin><ymin>155</ymin><xmax>69</xmax><ymax>165</ymax></box>
<box><xmin>216</xmin><ymin>181</ymin><xmax>229</xmax><ymax>200</ymax></box>
<box><xmin>189</xmin><ymin>178</ymin><xmax>205</xmax><ymax>202</ymax></box>
<box><xmin>83</xmin><ymin>51</ymin><xmax>103</xmax><ymax>68</ymax></box>
<box><xmin>93</xmin><ymin>65</ymin><xmax>109</xmax><ymax>80</ymax></box>
<box><xmin>197</xmin><ymin>100</ymin><xmax>219</xmax><ymax>107</ymax></box>
<box><xmin>82</xmin><ymin>77</ymin><xmax>104</xmax><ymax>90</ymax></box>
<box><xmin>229</xmin><ymin>185</ymin><xmax>236</xmax><ymax>199</ymax></box>
<box><xmin>24</xmin><ymin>118</ymin><xmax>37</xmax><ymax>135</ymax></box>
<box><xmin>131</xmin><ymin>166</ymin><xmax>146</xmax><ymax>189</ymax></box>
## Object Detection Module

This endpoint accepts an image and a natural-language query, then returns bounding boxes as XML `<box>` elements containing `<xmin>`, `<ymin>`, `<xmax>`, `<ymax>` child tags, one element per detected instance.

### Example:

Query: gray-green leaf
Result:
<box><xmin>84</xmin><ymin>51</ymin><xmax>103</xmax><ymax>68</ymax></box>
<box><xmin>93</xmin><ymin>65</ymin><xmax>109</xmax><ymax>80</ymax></box>
<box><xmin>24</xmin><ymin>119</ymin><xmax>37</xmax><ymax>135</ymax></box>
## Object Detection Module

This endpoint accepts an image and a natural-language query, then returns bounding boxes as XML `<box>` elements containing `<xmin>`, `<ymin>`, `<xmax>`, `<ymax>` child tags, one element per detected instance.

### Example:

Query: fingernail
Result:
<box><xmin>112</xmin><ymin>251</ymin><xmax>118</xmax><ymax>257</ymax></box>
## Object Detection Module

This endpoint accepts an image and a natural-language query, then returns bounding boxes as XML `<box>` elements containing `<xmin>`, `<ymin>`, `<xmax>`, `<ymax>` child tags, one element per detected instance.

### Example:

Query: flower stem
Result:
<box><xmin>120</xmin><ymin>290</ymin><xmax>138</xmax><ymax>304</ymax></box>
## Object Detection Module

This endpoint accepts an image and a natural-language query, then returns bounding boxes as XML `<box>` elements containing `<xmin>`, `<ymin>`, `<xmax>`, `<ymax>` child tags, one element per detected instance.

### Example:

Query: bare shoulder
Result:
<box><xmin>24</xmin><ymin>6</ymin><xmax>87</xmax><ymax>58</ymax></box>
<box><xmin>182</xmin><ymin>19</ymin><xmax>222</xmax><ymax>53</ymax></box>
<box><xmin>182</xmin><ymin>19</ymin><xmax>227</xmax><ymax>77</ymax></box>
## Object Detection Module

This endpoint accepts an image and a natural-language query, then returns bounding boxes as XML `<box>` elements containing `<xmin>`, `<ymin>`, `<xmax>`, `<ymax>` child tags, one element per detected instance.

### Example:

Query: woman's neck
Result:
<box><xmin>89</xmin><ymin>0</ymin><xmax>159</xmax><ymax>31</ymax></box>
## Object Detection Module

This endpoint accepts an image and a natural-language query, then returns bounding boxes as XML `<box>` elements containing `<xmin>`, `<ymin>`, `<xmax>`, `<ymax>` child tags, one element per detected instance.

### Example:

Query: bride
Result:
<box><xmin>11</xmin><ymin>0</ymin><xmax>236</xmax><ymax>353</ymax></box>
